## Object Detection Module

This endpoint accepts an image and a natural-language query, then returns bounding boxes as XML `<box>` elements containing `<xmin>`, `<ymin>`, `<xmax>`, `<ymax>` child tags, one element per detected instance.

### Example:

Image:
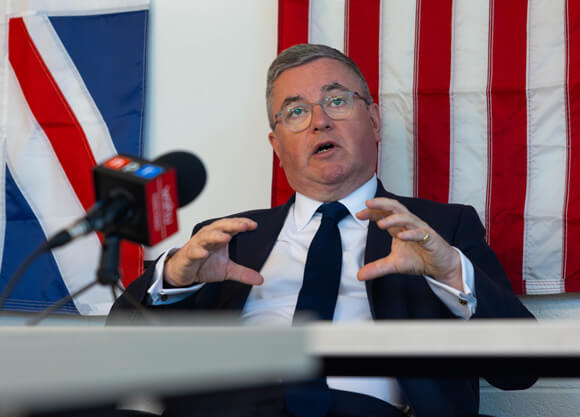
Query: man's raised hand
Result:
<box><xmin>163</xmin><ymin>218</ymin><xmax>264</xmax><ymax>287</ymax></box>
<box><xmin>356</xmin><ymin>198</ymin><xmax>463</xmax><ymax>291</ymax></box>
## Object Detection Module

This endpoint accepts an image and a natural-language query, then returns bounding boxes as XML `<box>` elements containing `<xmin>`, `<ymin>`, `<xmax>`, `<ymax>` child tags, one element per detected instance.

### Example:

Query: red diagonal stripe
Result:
<box><xmin>413</xmin><ymin>0</ymin><xmax>453</xmax><ymax>203</ymax></box>
<box><xmin>486</xmin><ymin>0</ymin><xmax>528</xmax><ymax>294</ymax></box>
<box><xmin>9</xmin><ymin>17</ymin><xmax>96</xmax><ymax>210</ymax></box>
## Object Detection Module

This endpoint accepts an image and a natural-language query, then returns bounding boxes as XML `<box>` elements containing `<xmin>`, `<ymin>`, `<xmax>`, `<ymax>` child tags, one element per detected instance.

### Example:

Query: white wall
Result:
<box><xmin>143</xmin><ymin>0</ymin><xmax>277</xmax><ymax>259</ymax></box>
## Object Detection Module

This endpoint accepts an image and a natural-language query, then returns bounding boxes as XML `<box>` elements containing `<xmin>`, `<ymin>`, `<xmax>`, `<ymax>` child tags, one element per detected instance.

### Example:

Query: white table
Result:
<box><xmin>0</xmin><ymin>326</ymin><xmax>314</xmax><ymax>414</ymax></box>
<box><xmin>306</xmin><ymin>319</ymin><xmax>580</xmax><ymax>376</ymax></box>
<box><xmin>2</xmin><ymin>319</ymin><xmax>579</xmax><ymax>414</ymax></box>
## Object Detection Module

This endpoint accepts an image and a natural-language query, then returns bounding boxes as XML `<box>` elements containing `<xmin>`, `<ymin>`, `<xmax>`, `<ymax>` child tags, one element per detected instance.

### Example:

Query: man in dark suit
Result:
<box><xmin>110</xmin><ymin>44</ymin><xmax>535</xmax><ymax>417</ymax></box>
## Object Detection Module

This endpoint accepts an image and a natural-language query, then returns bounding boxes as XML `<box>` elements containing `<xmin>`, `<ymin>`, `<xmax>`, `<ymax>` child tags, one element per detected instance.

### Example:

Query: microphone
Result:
<box><xmin>45</xmin><ymin>151</ymin><xmax>206</xmax><ymax>250</ymax></box>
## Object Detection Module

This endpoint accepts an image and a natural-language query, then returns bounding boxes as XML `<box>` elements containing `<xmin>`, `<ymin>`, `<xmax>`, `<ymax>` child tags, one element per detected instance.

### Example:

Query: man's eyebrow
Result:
<box><xmin>321</xmin><ymin>82</ymin><xmax>351</xmax><ymax>93</ymax></box>
<box><xmin>280</xmin><ymin>95</ymin><xmax>303</xmax><ymax>110</ymax></box>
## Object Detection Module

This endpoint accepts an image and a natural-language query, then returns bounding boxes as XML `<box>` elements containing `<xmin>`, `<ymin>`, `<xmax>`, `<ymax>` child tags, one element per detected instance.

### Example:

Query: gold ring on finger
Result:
<box><xmin>422</xmin><ymin>232</ymin><xmax>430</xmax><ymax>243</ymax></box>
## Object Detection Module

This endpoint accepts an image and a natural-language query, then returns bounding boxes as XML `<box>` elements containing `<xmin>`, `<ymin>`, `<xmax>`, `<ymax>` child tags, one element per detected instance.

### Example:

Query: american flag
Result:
<box><xmin>273</xmin><ymin>0</ymin><xmax>580</xmax><ymax>295</ymax></box>
<box><xmin>0</xmin><ymin>0</ymin><xmax>148</xmax><ymax>314</ymax></box>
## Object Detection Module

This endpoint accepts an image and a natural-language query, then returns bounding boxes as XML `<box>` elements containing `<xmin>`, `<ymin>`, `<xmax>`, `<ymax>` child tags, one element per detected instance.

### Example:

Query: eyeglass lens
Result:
<box><xmin>281</xmin><ymin>93</ymin><xmax>355</xmax><ymax>132</ymax></box>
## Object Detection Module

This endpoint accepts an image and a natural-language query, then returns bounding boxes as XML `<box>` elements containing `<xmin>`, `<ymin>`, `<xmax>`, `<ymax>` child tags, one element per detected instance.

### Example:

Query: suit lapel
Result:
<box><xmin>215</xmin><ymin>196</ymin><xmax>295</xmax><ymax>310</ymax></box>
<box><xmin>364</xmin><ymin>182</ymin><xmax>410</xmax><ymax>319</ymax></box>
<box><xmin>366</xmin><ymin>183</ymin><xmax>462</xmax><ymax>416</ymax></box>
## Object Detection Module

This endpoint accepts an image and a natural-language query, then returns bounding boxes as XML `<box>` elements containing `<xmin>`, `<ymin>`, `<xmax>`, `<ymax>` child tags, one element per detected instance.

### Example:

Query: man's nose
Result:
<box><xmin>311</xmin><ymin>103</ymin><xmax>332</xmax><ymax>131</ymax></box>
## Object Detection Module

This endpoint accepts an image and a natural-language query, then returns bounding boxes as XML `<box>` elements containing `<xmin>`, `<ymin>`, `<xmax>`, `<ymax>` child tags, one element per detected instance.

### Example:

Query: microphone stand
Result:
<box><xmin>98</xmin><ymin>233</ymin><xmax>122</xmax><ymax>287</ymax></box>
<box><xmin>27</xmin><ymin>233</ymin><xmax>157</xmax><ymax>326</ymax></box>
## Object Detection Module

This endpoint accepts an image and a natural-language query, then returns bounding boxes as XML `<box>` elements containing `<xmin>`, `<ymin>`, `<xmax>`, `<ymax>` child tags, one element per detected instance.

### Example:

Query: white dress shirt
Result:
<box><xmin>148</xmin><ymin>175</ymin><xmax>477</xmax><ymax>407</ymax></box>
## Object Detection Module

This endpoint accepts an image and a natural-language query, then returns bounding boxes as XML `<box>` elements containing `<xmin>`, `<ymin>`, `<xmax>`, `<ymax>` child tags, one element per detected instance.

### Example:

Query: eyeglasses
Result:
<box><xmin>274</xmin><ymin>91</ymin><xmax>369</xmax><ymax>133</ymax></box>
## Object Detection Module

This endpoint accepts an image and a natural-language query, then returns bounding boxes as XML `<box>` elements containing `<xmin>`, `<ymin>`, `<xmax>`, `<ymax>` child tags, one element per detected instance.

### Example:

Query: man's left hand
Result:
<box><xmin>356</xmin><ymin>197</ymin><xmax>463</xmax><ymax>291</ymax></box>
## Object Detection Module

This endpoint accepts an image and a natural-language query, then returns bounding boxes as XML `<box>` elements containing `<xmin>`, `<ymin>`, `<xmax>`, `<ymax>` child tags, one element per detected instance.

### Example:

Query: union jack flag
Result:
<box><xmin>0</xmin><ymin>0</ymin><xmax>148</xmax><ymax>314</ymax></box>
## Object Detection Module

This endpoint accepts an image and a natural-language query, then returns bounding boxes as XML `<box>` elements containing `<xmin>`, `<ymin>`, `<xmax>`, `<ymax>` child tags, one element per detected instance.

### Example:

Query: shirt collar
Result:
<box><xmin>293</xmin><ymin>175</ymin><xmax>377</xmax><ymax>230</ymax></box>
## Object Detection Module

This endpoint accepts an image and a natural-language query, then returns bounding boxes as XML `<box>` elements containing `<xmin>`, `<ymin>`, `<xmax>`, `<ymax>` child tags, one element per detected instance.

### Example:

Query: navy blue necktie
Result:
<box><xmin>294</xmin><ymin>201</ymin><xmax>350</xmax><ymax>322</ymax></box>
<box><xmin>286</xmin><ymin>202</ymin><xmax>349</xmax><ymax>417</ymax></box>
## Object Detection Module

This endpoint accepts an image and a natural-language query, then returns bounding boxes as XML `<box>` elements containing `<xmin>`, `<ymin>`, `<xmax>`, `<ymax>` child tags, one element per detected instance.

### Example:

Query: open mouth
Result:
<box><xmin>315</xmin><ymin>143</ymin><xmax>335</xmax><ymax>154</ymax></box>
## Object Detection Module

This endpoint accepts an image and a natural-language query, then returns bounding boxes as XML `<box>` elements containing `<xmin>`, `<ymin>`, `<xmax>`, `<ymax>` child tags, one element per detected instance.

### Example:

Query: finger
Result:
<box><xmin>395</xmin><ymin>228</ymin><xmax>432</xmax><ymax>244</ymax></box>
<box><xmin>186</xmin><ymin>245</ymin><xmax>209</xmax><ymax>259</ymax></box>
<box><xmin>226</xmin><ymin>262</ymin><xmax>264</xmax><ymax>285</ymax></box>
<box><xmin>194</xmin><ymin>230</ymin><xmax>233</xmax><ymax>250</ymax></box>
<box><xmin>376</xmin><ymin>213</ymin><xmax>424</xmax><ymax>231</ymax></box>
<box><xmin>356</xmin><ymin>208</ymin><xmax>394</xmax><ymax>222</ymax></box>
<box><xmin>357</xmin><ymin>257</ymin><xmax>398</xmax><ymax>281</ymax></box>
<box><xmin>181</xmin><ymin>231</ymin><xmax>231</xmax><ymax>261</ymax></box>
<box><xmin>356</xmin><ymin>198</ymin><xmax>411</xmax><ymax>222</ymax></box>
<box><xmin>205</xmin><ymin>218</ymin><xmax>258</xmax><ymax>235</ymax></box>
<box><xmin>365</xmin><ymin>198</ymin><xmax>410</xmax><ymax>214</ymax></box>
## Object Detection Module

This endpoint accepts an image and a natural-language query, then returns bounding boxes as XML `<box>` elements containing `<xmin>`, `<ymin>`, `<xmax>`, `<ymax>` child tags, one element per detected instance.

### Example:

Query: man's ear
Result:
<box><xmin>368</xmin><ymin>102</ymin><xmax>382</xmax><ymax>144</ymax></box>
<box><xmin>268</xmin><ymin>131</ymin><xmax>283</xmax><ymax>167</ymax></box>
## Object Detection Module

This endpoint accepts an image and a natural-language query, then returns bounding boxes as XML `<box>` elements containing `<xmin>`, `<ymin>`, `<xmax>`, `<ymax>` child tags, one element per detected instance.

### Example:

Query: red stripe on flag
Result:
<box><xmin>345</xmin><ymin>0</ymin><xmax>381</xmax><ymax>104</ymax></box>
<box><xmin>272</xmin><ymin>0</ymin><xmax>310</xmax><ymax>207</ymax></box>
<box><xmin>413</xmin><ymin>0</ymin><xmax>453</xmax><ymax>203</ymax></box>
<box><xmin>9</xmin><ymin>17</ymin><xmax>96</xmax><ymax>210</ymax></box>
<box><xmin>564</xmin><ymin>0</ymin><xmax>580</xmax><ymax>292</ymax></box>
<box><xmin>487</xmin><ymin>0</ymin><xmax>528</xmax><ymax>294</ymax></box>
<box><xmin>9</xmin><ymin>18</ymin><xmax>142</xmax><ymax>287</ymax></box>
<box><xmin>278</xmin><ymin>0</ymin><xmax>310</xmax><ymax>53</ymax></box>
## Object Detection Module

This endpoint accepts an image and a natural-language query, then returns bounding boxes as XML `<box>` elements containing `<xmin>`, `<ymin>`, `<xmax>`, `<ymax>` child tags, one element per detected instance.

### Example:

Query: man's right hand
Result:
<box><xmin>163</xmin><ymin>218</ymin><xmax>264</xmax><ymax>287</ymax></box>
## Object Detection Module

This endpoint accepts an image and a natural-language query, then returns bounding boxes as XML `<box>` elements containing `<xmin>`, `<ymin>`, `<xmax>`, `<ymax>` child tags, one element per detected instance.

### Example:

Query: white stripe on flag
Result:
<box><xmin>378</xmin><ymin>0</ymin><xmax>416</xmax><ymax>197</ymax></box>
<box><xmin>6</xmin><ymin>66</ymin><xmax>113</xmax><ymax>314</ymax></box>
<box><xmin>523</xmin><ymin>0</ymin><xmax>567</xmax><ymax>294</ymax></box>
<box><xmin>308</xmin><ymin>0</ymin><xmax>345</xmax><ymax>52</ymax></box>
<box><xmin>24</xmin><ymin>16</ymin><xmax>117</xmax><ymax>164</ymax></box>
<box><xmin>448</xmin><ymin>0</ymin><xmax>489</xmax><ymax>223</ymax></box>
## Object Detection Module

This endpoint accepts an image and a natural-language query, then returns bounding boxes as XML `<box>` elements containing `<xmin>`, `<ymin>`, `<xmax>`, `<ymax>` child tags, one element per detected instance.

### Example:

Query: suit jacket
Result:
<box><xmin>109</xmin><ymin>181</ymin><xmax>536</xmax><ymax>417</ymax></box>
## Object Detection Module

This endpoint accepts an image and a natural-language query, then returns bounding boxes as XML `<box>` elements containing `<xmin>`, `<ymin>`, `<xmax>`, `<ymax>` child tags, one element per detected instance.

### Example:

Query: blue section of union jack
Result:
<box><xmin>0</xmin><ymin>4</ymin><xmax>148</xmax><ymax>314</ymax></box>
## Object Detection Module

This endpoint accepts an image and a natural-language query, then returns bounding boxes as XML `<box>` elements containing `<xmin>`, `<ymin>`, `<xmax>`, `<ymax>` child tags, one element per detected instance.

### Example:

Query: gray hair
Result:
<box><xmin>266</xmin><ymin>43</ymin><xmax>372</xmax><ymax>130</ymax></box>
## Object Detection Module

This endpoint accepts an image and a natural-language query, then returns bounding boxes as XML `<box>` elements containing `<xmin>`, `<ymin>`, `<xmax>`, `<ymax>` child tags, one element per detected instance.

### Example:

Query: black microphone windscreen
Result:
<box><xmin>154</xmin><ymin>151</ymin><xmax>206</xmax><ymax>207</ymax></box>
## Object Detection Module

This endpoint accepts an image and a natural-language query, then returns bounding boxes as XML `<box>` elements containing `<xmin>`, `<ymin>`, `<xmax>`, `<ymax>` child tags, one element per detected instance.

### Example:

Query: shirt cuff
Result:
<box><xmin>147</xmin><ymin>248</ymin><xmax>204</xmax><ymax>305</ymax></box>
<box><xmin>424</xmin><ymin>247</ymin><xmax>477</xmax><ymax>319</ymax></box>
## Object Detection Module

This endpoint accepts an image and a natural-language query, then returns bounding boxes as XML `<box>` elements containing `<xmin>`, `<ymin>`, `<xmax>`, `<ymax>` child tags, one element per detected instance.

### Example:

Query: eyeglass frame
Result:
<box><xmin>273</xmin><ymin>91</ymin><xmax>371</xmax><ymax>132</ymax></box>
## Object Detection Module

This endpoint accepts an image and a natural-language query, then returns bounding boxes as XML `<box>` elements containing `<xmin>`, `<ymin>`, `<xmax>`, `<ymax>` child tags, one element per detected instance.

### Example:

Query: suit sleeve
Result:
<box><xmin>106</xmin><ymin>222</ymin><xmax>210</xmax><ymax>324</ymax></box>
<box><xmin>451</xmin><ymin>205</ymin><xmax>537</xmax><ymax>389</ymax></box>
<box><xmin>451</xmin><ymin>205</ymin><xmax>532</xmax><ymax>320</ymax></box>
